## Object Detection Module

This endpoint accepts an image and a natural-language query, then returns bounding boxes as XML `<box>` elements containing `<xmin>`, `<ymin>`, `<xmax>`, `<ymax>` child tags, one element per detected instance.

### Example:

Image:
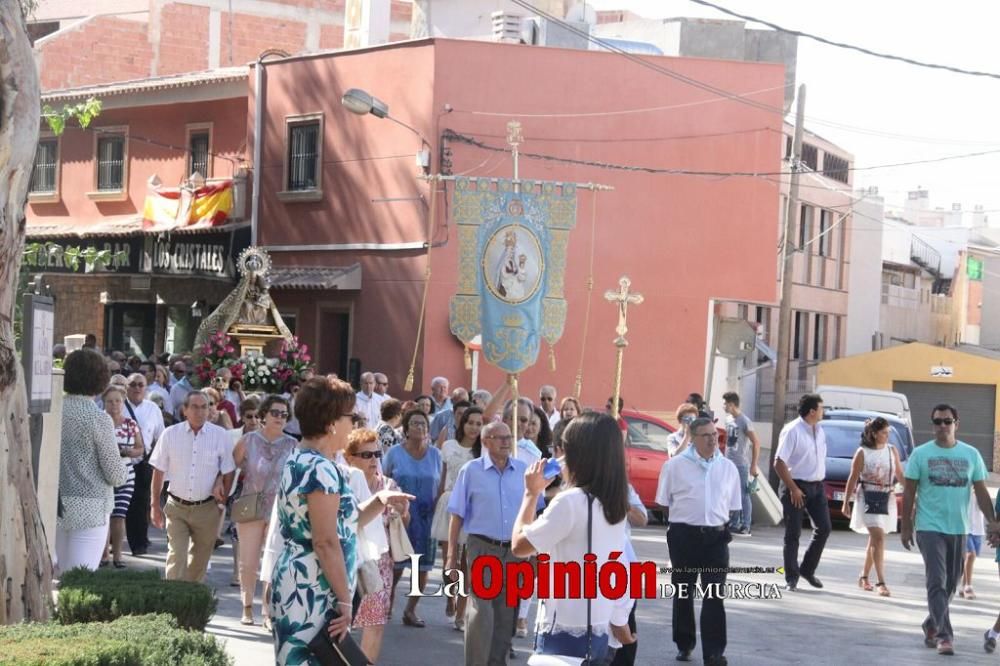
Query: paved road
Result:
<box><xmin>122</xmin><ymin>518</ymin><xmax>1000</xmax><ymax>665</ymax></box>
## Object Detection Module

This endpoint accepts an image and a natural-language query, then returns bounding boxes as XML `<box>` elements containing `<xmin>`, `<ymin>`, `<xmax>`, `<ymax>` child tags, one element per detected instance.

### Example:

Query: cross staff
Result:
<box><xmin>604</xmin><ymin>276</ymin><xmax>643</xmax><ymax>420</ymax></box>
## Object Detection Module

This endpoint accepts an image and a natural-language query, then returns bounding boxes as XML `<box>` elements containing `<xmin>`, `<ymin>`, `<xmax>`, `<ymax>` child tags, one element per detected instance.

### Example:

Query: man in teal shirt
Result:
<box><xmin>902</xmin><ymin>403</ymin><xmax>995</xmax><ymax>656</ymax></box>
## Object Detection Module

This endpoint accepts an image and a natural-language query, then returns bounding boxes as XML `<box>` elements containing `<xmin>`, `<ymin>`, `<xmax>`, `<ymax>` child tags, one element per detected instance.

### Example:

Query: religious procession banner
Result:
<box><xmin>142</xmin><ymin>180</ymin><xmax>234</xmax><ymax>230</ymax></box>
<box><xmin>449</xmin><ymin>177</ymin><xmax>577</xmax><ymax>373</ymax></box>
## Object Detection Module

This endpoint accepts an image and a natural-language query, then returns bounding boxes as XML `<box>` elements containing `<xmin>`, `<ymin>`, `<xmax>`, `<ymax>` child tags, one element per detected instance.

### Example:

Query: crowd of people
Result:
<box><xmin>52</xmin><ymin>338</ymin><xmax>1000</xmax><ymax>664</ymax></box>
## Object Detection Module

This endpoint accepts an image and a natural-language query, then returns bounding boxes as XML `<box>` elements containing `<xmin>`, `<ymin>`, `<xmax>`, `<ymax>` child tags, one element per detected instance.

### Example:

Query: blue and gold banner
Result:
<box><xmin>449</xmin><ymin>178</ymin><xmax>577</xmax><ymax>374</ymax></box>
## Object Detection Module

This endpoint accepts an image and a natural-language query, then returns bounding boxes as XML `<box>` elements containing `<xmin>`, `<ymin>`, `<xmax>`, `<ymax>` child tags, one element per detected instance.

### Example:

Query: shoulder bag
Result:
<box><xmin>388</xmin><ymin>513</ymin><xmax>414</xmax><ymax>562</ymax></box>
<box><xmin>861</xmin><ymin>448</ymin><xmax>893</xmax><ymax>516</ymax></box>
<box><xmin>527</xmin><ymin>494</ymin><xmax>595</xmax><ymax>666</ymax></box>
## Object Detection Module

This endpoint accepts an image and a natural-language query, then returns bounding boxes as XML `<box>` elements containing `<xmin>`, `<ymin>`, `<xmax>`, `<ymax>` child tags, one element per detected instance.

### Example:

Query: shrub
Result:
<box><xmin>0</xmin><ymin>613</ymin><xmax>232</xmax><ymax>665</ymax></box>
<box><xmin>56</xmin><ymin>568</ymin><xmax>216</xmax><ymax>630</ymax></box>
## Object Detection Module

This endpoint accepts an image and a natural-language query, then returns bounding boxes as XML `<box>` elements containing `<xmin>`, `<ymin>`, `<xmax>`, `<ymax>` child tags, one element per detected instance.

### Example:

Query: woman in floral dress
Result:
<box><xmin>269</xmin><ymin>378</ymin><xmax>411</xmax><ymax>665</ymax></box>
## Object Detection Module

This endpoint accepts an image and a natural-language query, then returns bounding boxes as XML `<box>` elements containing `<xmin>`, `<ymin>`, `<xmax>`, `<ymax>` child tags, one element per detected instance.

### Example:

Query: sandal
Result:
<box><xmin>858</xmin><ymin>576</ymin><xmax>873</xmax><ymax>592</ymax></box>
<box><xmin>964</xmin><ymin>585</ymin><xmax>977</xmax><ymax>600</ymax></box>
<box><xmin>876</xmin><ymin>582</ymin><xmax>891</xmax><ymax>597</ymax></box>
<box><xmin>402</xmin><ymin>610</ymin><xmax>426</xmax><ymax>628</ymax></box>
<box><xmin>262</xmin><ymin>616</ymin><xmax>273</xmax><ymax>632</ymax></box>
<box><xmin>454</xmin><ymin>617</ymin><xmax>465</xmax><ymax>632</ymax></box>
<box><xmin>240</xmin><ymin>606</ymin><xmax>254</xmax><ymax>625</ymax></box>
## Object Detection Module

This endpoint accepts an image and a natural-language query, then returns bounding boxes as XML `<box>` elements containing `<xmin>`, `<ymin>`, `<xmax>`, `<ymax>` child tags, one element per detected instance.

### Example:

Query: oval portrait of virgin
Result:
<box><xmin>482</xmin><ymin>226</ymin><xmax>544</xmax><ymax>304</ymax></box>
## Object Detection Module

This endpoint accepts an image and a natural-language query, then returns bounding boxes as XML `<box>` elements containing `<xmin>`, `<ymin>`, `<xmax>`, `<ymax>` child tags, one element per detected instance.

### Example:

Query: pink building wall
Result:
<box><xmin>257</xmin><ymin>39</ymin><xmax>785</xmax><ymax>410</ymax></box>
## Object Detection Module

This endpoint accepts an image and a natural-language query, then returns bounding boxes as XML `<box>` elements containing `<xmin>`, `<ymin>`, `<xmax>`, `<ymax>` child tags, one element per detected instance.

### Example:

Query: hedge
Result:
<box><xmin>0</xmin><ymin>613</ymin><xmax>231</xmax><ymax>665</ymax></box>
<box><xmin>56</xmin><ymin>568</ymin><xmax>216</xmax><ymax>630</ymax></box>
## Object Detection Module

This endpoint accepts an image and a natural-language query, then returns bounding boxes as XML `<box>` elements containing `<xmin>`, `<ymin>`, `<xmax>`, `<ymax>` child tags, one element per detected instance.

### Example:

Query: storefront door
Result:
<box><xmin>105</xmin><ymin>303</ymin><xmax>156</xmax><ymax>358</ymax></box>
<box><xmin>318</xmin><ymin>309</ymin><xmax>350</xmax><ymax>378</ymax></box>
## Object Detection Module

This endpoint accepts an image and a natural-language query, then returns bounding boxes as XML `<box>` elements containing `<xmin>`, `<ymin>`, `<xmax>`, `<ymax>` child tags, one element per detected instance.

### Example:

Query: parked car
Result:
<box><xmin>621</xmin><ymin>409</ymin><xmax>727</xmax><ymax>513</ymax></box>
<box><xmin>817</xmin><ymin>385</ymin><xmax>911</xmax><ymax>428</ymax></box>
<box><xmin>821</xmin><ymin>419</ymin><xmax>909</xmax><ymax>521</ymax></box>
<box><xmin>822</xmin><ymin>409</ymin><xmax>914</xmax><ymax>457</ymax></box>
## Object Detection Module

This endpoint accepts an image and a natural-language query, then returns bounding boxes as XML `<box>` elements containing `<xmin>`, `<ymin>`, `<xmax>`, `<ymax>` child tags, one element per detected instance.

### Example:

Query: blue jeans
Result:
<box><xmin>728</xmin><ymin>463</ymin><xmax>751</xmax><ymax>531</ymax></box>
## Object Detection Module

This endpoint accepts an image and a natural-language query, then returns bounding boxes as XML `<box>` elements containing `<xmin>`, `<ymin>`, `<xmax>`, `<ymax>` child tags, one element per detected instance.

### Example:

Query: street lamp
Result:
<box><xmin>341</xmin><ymin>87</ymin><xmax>431</xmax><ymax>170</ymax></box>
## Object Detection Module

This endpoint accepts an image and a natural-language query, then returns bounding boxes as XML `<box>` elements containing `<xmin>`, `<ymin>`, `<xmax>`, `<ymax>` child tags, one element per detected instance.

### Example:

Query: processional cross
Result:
<box><xmin>604</xmin><ymin>276</ymin><xmax>643</xmax><ymax>420</ymax></box>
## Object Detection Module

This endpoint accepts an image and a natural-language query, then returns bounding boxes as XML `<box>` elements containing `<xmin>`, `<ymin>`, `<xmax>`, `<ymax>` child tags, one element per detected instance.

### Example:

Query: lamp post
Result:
<box><xmin>341</xmin><ymin>88</ymin><xmax>431</xmax><ymax>171</ymax></box>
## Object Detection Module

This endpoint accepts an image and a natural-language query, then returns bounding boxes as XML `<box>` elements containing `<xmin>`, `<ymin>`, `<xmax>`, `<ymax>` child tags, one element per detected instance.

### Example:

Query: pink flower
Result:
<box><xmin>225</xmin><ymin>345</ymin><xmax>234</xmax><ymax>353</ymax></box>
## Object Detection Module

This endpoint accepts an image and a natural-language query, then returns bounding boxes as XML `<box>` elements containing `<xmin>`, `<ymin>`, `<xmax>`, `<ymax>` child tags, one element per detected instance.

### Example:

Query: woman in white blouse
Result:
<box><xmin>57</xmin><ymin>349</ymin><xmax>129</xmax><ymax>573</ymax></box>
<box><xmin>512</xmin><ymin>412</ymin><xmax>636</xmax><ymax>663</ymax></box>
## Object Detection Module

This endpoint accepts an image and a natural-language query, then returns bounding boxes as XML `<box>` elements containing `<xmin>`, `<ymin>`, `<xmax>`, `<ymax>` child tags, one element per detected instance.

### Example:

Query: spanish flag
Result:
<box><xmin>142</xmin><ymin>180</ymin><xmax>233</xmax><ymax>230</ymax></box>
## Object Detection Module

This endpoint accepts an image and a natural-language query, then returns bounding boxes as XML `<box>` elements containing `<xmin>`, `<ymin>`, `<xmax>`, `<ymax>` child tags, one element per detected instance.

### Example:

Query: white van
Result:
<box><xmin>816</xmin><ymin>385</ymin><xmax>912</xmax><ymax>428</ymax></box>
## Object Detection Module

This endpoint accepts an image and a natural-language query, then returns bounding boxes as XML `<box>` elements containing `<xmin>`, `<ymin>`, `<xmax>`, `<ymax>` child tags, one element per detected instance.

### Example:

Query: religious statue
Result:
<box><xmin>194</xmin><ymin>247</ymin><xmax>293</xmax><ymax>355</ymax></box>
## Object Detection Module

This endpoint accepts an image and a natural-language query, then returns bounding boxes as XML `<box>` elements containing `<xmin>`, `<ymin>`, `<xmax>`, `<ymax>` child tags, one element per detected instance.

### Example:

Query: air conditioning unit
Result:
<box><xmin>491</xmin><ymin>11</ymin><xmax>523</xmax><ymax>43</ymax></box>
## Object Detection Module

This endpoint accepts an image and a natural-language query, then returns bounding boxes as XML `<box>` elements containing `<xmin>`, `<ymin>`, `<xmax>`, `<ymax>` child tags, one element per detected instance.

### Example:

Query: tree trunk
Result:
<box><xmin>0</xmin><ymin>4</ymin><xmax>48</xmax><ymax>624</ymax></box>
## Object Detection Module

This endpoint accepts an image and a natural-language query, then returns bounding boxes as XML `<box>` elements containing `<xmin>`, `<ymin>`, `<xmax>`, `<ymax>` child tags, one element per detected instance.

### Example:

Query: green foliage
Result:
<box><xmin>0</xmin><ymin>613</ymin><xmax>232</xmax><ymax>665</ymax></box>
<box><xmin>42</xmin><ymin>98</ymin><xmax>102</xmax><ymax>136</ymax></box>
<box><xmin>56</xmin><ymin>568</ymin><xmax>217</xmax><ymax>631</ymax></box>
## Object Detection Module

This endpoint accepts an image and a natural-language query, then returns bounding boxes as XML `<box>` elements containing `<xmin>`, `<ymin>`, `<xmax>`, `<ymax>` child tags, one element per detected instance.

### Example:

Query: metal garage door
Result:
<box><xmin>893</xmin><ymin>381</ymin><xmax>996</xmax><ymax>467</ymax></box>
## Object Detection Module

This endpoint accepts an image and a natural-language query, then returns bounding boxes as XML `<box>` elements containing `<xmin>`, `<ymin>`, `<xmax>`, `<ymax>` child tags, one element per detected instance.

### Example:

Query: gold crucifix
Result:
<box><xmin>604</xmin><ymin>276</ymin><xmax>643</xmax><ymax>420</ymax></box>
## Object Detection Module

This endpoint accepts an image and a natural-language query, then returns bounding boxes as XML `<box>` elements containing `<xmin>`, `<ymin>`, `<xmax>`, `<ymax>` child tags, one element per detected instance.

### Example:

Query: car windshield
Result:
<box><xmin>821</xmin><ymin>422</ymin><xmax>906</xmax><ymax>460</ymax></box>
<box><xmin>624</xmin><ymin>416</ymin><xmax>673</xmax><ymax>453</ymax></box>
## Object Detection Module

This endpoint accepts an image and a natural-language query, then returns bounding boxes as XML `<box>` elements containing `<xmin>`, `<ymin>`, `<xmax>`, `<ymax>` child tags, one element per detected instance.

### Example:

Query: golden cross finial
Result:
<box><xmin>604</xmin><ymin>276</ymin><xmax>643</xmax><ymax>345</ymax></box>
<box><xmin>507</xmin><ymin>120</ymin><xmax>522</xmax><ymax>148</ymax></box>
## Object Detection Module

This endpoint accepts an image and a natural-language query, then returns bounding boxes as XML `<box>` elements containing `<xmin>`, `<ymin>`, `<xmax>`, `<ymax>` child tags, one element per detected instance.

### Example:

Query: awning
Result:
<box><xmin>269</xmin><ymin>264</ymin><xmax>362</xmax><ymax>290</ymax></box>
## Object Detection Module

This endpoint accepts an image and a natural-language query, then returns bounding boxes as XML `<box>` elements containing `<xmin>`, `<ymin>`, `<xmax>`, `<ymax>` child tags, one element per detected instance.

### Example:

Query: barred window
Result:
<box><xmin>801</xmin><ymin>143</ymin><xmax>818</xmax><ymax>171</ymax></box>
<box><xmin>97</xmin><ymin>135</ymin><xmax>125</xmax><ymax>191</ymax></box>
<box><xmin>30</xmin><ymin>139</ymin><xmax>58</xmax><ymax>193</ymax></box>
<box><xmin>189</xmin><ymin>131</ymin><xmax>210</xmax><ymax>177</ymax></box>
<box><xmin>287</xmin><ymin>122</ymin><xmax>320</xmax><ymax>191</ymax></box>
<box><xmin>823</xmin><ymin>152</ymin><xmax>850</xmax><ymax>183</ymax></box>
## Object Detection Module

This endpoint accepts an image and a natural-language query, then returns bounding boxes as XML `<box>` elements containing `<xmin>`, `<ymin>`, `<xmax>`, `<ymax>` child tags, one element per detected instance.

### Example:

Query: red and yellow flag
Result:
<box><xmin>142</xmin><ymin>180</ymin><xmax>233</xmax><ymax>230</ymax></box>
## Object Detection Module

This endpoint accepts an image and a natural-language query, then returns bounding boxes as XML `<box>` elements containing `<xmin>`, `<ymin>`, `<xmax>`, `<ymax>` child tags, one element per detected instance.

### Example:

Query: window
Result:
<box><xmin>29</xmin><ymin>138</ymin><xmax>58</xmax><ymax>195</ymax></box>
<box><xmin>801</xmin><ymin>143</ymin><xmax>818</xmax><ymax>171</ymax></box>
<box><xmin>188</xmin><ymin>130</ymin><xmax>210</xmax><ymax>178</ymax></box>
<box><xmin>818</xmin><ymin>209</ymin><xmax>832</xmax><ymax>256</ymax></box>
<box><xmin>97</xmin><ymin>134</ymin><xmax>125</xmax><ymax>191</ymax></box>
<box><xmin>279</xmin><ymin>114</ymin><xmax>324</xmax><ymax>202</ymax></box>
<box><xmin>623</xmin><ymin>416</ymin><xmax>673</xmax><ymax>453</ymax></box>
<box><xmin>799</xmin><ymin>205</ymin><xmax>813</xmax><ymax>248</ymax></box>
<box><xmin>812</xmin><ymin>313</ymin><xmax>827</xmax><ymax>361</ymax></box>
<box><xmin>793</xmin><ymin>311</ymin><xmax>805</xmax><ymax>360</ymax></box>
<box><xmin>823</xmin><ymin>152</ymin><xmax>850</xmax><ymax>184</ymax></box>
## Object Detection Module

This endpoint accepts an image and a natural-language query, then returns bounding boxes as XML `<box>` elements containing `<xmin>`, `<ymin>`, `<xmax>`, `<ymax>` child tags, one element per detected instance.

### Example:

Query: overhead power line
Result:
<box><xmin>688</xmin><ymin>0</ymin><xmax>1000</xmax><ymax>80</ymax></box>
<box><xmin>443</xmin><ymin>129</ymin><xmax>1000</xmax><ymax>178</ymax></box>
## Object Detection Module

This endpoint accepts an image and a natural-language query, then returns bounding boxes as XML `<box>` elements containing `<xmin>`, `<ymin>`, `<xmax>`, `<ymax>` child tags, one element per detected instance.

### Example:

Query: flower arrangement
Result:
<box><xmin>242</xmin><ymin>354</ymin><xmax>280</xmax><ymax>392</ymax></box>
<box><xmin>274</xmin><ymin>336</ymin><xmax>312</xmax><ymax>391</ymax></box>
<box><xmin>196</xmin><ymin>331</ymin><xmax>243</xmax><ymax>387</ymax></box>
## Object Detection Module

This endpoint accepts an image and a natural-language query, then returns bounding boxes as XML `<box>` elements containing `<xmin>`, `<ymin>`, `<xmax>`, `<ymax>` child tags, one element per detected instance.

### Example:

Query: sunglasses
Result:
<box><xmin>243</xmin><ymin>413</ymin><xmax>259</xmax><ymax>419</ymax></box>
<box><xmin>353</xmin><ymin>450</ymin><xmax>383</xmax><ymax>460</ymax></box>
<box><xmin>932</xmin><ymin>418</ymin><xmax>956</xmax><ymax>426</ymax></box>
<box><xmin>268</xmin><ymin>409</ymin><xmax>290</xmax><ymax>419</ymax></box>
<box><xmin>539</xmin><ymin>396</ymin><xmax>554</xmax><ymax>402</ymax></box>
<box><xmin>128</xmin><ymin>382</ymin><xmax>146</xmax><ymax>388</ymax></box>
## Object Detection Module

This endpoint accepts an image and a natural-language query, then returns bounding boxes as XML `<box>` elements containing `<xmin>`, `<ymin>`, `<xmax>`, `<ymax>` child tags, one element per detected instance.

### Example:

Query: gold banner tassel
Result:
<box><xmin>464</xmin><ymin>346</ymin><xmax>473</xmax><ymax>371</ymax></box>
<box><xmin>549</xmin><ymin>344</ymin><xmax>556</xmax><ymax>372</ymax></box>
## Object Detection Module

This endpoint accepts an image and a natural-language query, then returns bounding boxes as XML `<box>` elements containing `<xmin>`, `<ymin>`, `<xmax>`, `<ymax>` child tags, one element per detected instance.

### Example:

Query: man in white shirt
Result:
<box><xmin>124</xmin><ymin>373</ymin><xmax>165</xmax><ymax>557</ymax></box>
<box><xmin>656</xmin><ymin>417</ymin><xmax>741</xmax><ymax>666</ymax></box>
<box><xmin>150</xmin><ymin>391</ymin><xmax>235</xmax><ymax>582</ymax></box>
<box><xmin>354</xmin><ymin>372</ymin><xmax>385</xmax><ymax>429</ymax></box>
<box><xmin>774</xmin><ymin>393</ymin><xmax>829</xmax><ymax>592</ymax></box>
<box><xmin>538</xmin><ymin>385</ymin><xmax>560</xmax><ymax>430</ymax></box>
<box><xmin>430</xmin><ymin>376</ymin><xmax>452</xmax><ymax>413</ymax></box>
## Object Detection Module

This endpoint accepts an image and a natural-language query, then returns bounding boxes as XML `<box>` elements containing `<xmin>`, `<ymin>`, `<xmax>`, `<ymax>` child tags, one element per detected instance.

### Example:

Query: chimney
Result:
<box><xmin>344</xmin><ymin>0</ymin><xmax>390</xmax><ymax>49</ymax></box>
<box><xmin>492</xmin><ymin>10</ymin><xmax>524</xmax><ymax>42</ymax></box>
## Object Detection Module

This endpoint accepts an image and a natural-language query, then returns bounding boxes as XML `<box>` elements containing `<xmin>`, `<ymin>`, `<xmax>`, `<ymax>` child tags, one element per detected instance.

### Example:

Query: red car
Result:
<box><xmin>621</xmin><ymin>409</ymin><xmax>728</xmax><ymax>515</ymax></box>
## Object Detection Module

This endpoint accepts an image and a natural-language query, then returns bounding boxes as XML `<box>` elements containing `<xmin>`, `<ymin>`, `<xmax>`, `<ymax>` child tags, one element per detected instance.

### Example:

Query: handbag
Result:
<box><xmin>528</xmin><ymin>494</ymin><xmax>595</xmax><ymax>666</ymax></box>
<box><xmin>232</xmin><ymin>491</ymin><xmax>268</xmax><ymax>523</ymax></box>
<box><xmin>388</xmin><ymin>513</ymin><xmax>414</xmax><ymax>562</ymax></box>
<box><xmin>307</xmin><ymin>606</ymin><xmax>372</xmax><ymax>666</ymax></box>
<box><xmin>861</xmin><ymin>448</ymin><xmax>893</xmax><ymax>516</ymax></box>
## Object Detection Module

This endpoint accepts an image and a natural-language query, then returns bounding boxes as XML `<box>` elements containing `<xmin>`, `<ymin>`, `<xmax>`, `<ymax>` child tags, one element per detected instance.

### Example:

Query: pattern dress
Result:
<box><xmin>384</xmin><ymin>443</ymin><xmax>441</xmax><ymax>573</ymax></box>
<box><xmin>110</xmin><ymin>418</ymin><xmax>139</xmax><ymax>519</ymax></box>
<box><xmin>270</xmin><ymin>448</ymin><xmax>358</xmax><ymax>665</ymax></box>
<box><xmin>430</xmin><ymin>440</ymin><xmax>475</xmax><ymax>543</ymax></box>
<box><xmin>354</xmin><ymin>474</ymin><xmax>400</xmax><ymax>628</ymax></box>
<box><xmin>850</xmin><ymin>445</ymin><xmax>898</xmax><ymax>534</ymax></box>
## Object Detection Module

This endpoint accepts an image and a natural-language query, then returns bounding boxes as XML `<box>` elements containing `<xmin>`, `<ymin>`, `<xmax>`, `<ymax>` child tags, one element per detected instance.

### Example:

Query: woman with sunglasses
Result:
<box><xmin>203</xmin><ymin>387</ymin><xmax>235</xmax><ymax>430</ymax></box>
<box><xmin>347</xmin><ymin>428</ymin><xmax>409</xmax><ymax>662</ymax></box>
<box><xmin>430</xmin><ymin>406</ymin><xmax>483</xmax><ymax>629</ymax></box>
<box><xmin>233</xmin><ymin>395</ymin><xmax>297</xmax><ymax>627</ymax></box>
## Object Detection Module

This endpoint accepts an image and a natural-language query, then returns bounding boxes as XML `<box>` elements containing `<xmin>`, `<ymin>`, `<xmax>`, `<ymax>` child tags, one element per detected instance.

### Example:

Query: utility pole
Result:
<box><xmin>769</xmin><ymin>84</ymin><xmax>806</xmax><ymax>489</ymax></box>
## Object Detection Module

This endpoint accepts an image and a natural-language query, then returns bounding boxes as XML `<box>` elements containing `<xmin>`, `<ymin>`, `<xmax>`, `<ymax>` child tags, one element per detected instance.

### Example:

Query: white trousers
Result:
<box><xmin>56</xmin><ymin>523</ymin><xmax>110</xmax><ymax>574</ymax></box>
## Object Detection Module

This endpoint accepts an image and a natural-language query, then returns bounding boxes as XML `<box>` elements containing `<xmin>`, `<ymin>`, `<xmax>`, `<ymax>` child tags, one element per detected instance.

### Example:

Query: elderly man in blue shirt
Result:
<box><xmin>447</xmin><ymin>420</ymin><xmax>543</xmax><ymax>666</ymax></box>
